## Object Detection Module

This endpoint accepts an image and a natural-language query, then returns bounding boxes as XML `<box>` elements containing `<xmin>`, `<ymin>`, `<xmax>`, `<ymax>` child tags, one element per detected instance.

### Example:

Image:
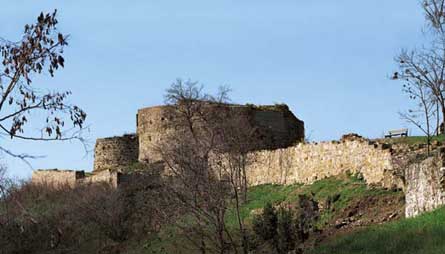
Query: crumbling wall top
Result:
<box><xmin>93</xmin><ymin>134</ymin><xmax>139</xmax><ymax>172</ymax></box>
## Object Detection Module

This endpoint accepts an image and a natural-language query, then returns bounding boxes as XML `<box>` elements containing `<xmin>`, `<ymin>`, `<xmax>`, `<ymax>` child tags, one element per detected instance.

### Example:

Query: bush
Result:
<box><xmin>252</xmin><ymin>196</ymin><xmax>320</xmax><ymax>253</ymax></box>
<box><xmin>276</xmin><ymin>207</ymin><xmax>296</xmax><ymax>254</ymax></box>
<box><xmin>0</xmin><ymin>171</ymin><xmax>171</xmax><ymax>254</ymax></box>
<box><xmin>253</xmin><ymin>202</ymin><xmax>277</xmax><ymax>242</ymax></box>
<box><xmin>0</xmin><ymin>183</ymin><xmax>88</xmax><ymax>253</ymax></box>
<box><xmin>295</xmin><ymin>194</ymin><xmax>319</xmax><ymax>242</ymax></box>
<box><xmin>252</xmin><ymin>203</ymin><xmax>297</xmax><ymax>253</ymax></box>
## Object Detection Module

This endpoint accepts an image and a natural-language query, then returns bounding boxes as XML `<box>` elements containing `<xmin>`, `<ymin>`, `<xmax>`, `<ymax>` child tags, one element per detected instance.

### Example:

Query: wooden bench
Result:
<box><xmin>385</xmin><ymin>128</ymin><xmax>408</xmax><ymax>138</ymax></box>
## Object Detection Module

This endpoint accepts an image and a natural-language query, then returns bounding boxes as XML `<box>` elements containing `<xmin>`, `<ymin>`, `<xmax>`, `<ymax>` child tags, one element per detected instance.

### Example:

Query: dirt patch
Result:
<box><xmin>316</xmin><ymin>193</ymin><xmax>405</xmax><ymax>243</ymax></box>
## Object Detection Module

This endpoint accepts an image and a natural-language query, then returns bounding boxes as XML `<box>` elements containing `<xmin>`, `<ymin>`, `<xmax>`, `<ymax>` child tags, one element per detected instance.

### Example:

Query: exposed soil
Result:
<box><xmin>314</xmin><ymin>192</ymin><xmax>405</xmax><ymax>246</ymax></box>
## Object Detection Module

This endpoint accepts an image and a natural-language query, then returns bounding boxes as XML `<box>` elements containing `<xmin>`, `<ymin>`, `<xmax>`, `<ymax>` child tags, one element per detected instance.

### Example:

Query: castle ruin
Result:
<box><xmin>33</xmin><ymin>103</ymin><xmax>305</xmax><ymax>186</ymax></box>
<box><xmin>135</xmin><ymin>104</ymin><xmax>305</xmax><ymax>164</ymax></box>
<box><xmin>31</xmin><ymin>102</ymin><xmax>445</xmax><ymax>218</ymax></box>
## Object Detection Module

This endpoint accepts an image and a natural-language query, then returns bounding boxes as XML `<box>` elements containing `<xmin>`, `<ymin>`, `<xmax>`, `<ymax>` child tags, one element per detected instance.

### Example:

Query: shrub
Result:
<box><xmin>253</xmin><ymin>202</ymin><xmax>277</xmax><ymax>242</ymax></box>
<box><xmin>0</xmin><ymin>171</ymin><xmax>171</xmax><ymax>253</ymax></box>
<box><xmin>252</xmin><ymin>196</ymin><xmax>320</xmax><ymax>253</ymax></box>
<box><xmin>276</xmin><ymin>207</ymin><xmax>296</xmax><ymax>254</ymax></box>
<box><xmin>295</xmin><ymin>194</ymin><xmax>319</xmax><ymax>242</ymax></box>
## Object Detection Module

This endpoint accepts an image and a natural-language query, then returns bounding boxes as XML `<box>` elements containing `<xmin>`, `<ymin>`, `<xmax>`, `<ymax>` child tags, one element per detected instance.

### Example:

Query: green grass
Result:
<box><xmin>225</xmin><ymin>183</ymin><xmax>301</xmax><ymax>227</ymax></box>
<box><xmin>298</xmin><ymin>175</ymin><xmax>395</xmax><ymax>226</ymax></box>
<box><xmin>142</xmin><ymin>175</ymin><xmax>402</xmax><ymax>254</ymax></box>
<box><xmin>381</xmin><ymin>135</ymin><xmax>445</xmax><ymax>145</ymax></box>
<box><xmin>310</xmin><ymin>206</ymin><xmax>445</xmax><ymax>254</ymax></box>
<box><xmin>226</xmin><ymin>174</ymin><xmax>398</xmax><ymax>228</ymax></box>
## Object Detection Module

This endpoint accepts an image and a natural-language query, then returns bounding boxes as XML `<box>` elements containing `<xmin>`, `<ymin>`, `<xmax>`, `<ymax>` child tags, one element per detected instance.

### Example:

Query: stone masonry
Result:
<box><xmin>136</xmin><ymin>105</ymin><xmax>176</xmax><ymax>163</ymax></box>
<box><xmin>31</xmin><ymin>169</ymin><xmax>85</xmax><ymax>188</ymax></box>
<box><xmin>243</xmin><ymin>138</ymin><xmax>403</xmax><ymax>189</ymax></box>
<box><xmin>136</xmin><ymin>104</ymin><xmax>305</xmax><ymax>163</ymax></box>
<box><xmin>405</xmin><ymin>155</ymin><xmax>445</xmax><ymax>217</ymax></box>
<box><xmin>34</xmin><ymin>102</ymin><xmax>305</xmax><ymax>186</ymax></box>
<box><xmin>32</xmin><ymin>169</ymin><xmax>122</xmax><ymax>188</ymax></box>
<box><xmin>93</xmin><ymin>134</ymin><xmax>139</xmax><ymax>172</ymax></box>
<box><xmin>34</xmin><ymin>101</ymin><xmax>445</xmax><ymax>219</ymax></box>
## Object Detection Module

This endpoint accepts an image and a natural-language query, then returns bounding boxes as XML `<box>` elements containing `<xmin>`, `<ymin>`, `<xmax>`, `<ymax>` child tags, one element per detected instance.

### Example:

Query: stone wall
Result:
<box><xmin>136</xmin><ymin>104</ymin><xmax>305</xmax><ymax>163</ymax></box>
<box><xmin>32</xmin><ymin>169</ymin><xmax>123</xmax><ymax>188</ymax></box>
<box><xmin>405</xmin><ymin>156</ymin><xmax>445</xmax><ymax>217</ymax></box>
<box><xmin>244</xmin><ymin>139</ymin><xmax>403</xmax><ymax>189</ymax></box>
<box><xmin>251</xmin><ymin>106</ymin><xmax>305</xmax><ymax>149</ymax></box>
<box><xmin>137</xmin><ymin>106</ymin><xmax>176</xmax><ymax>163</ymax></box>
<box><xmin>32</xmin><ymin>169</ymin><xmax>85</xmax><ymax>187</ymax></box>
<box><xmin>83</xmin><ymin>170</ymin><xmax>121</xmax><ymax>187</ymax></box>
<box><xmin>93</xmin><ymin>134</ymin><xmax>139</xmax><ymax>172</ymax></box>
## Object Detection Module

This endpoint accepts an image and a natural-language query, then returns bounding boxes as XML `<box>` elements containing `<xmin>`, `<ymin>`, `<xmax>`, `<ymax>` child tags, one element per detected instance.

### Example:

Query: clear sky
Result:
<box><xmin>0</xmin><ymin>1</ymin><xmax>427</xmax><ymax>179</ymax></box>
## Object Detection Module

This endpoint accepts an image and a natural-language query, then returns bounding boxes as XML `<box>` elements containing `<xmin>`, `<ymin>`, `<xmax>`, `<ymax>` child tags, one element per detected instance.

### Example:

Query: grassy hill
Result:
<box><xmin>139</xmin><ymin>174</ymin><xmax>404</xmax><ymax>254</ymax></box>
<box><xmin>1</xmin><ymin>174</ymin><xmax>409</xmax><ymax>254</ymax></box>
<box><xmin>311</xmin><ymin>206</ymin><xmax>445</xmax><ymax>254</ymax></box>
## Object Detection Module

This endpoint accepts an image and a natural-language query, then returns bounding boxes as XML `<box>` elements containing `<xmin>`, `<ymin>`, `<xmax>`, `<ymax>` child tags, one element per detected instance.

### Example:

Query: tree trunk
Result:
<box><xmin>441</xmin><ymin>103</ymin><xmax>445</xmax><ymax>135</ymax></box>
<box><xmin>233</xmin><ymin>182</ymin><xmax>249</xmax><ymax>254</ymax></box>
<box><xmin>241</xmin><ymin>154</ymin><xmax>248</xmax><ymax>203</ymax></box>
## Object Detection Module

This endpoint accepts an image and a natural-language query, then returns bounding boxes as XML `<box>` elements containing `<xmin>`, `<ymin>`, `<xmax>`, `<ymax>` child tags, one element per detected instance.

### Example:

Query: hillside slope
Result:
<box><xmin>311</xmin><ymin>206</ymin><xmax>445</xmax><ymax>254</ymax></box>
<box><xmin>140</xmin><ymin>175</ymin><xmax>404</xmax><ymax>254</ymax></box>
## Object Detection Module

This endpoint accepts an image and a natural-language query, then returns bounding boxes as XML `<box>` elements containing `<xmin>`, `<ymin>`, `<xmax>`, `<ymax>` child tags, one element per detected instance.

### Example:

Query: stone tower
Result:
<box><xmin>93</xmin><ymin>134</ymin><xmax>139</xmax><ymax>172</ymax></box>
<box><xmin>136</xmin><ymin>104</ymin><xmax>304</xmax><ymax>163</ymax></box>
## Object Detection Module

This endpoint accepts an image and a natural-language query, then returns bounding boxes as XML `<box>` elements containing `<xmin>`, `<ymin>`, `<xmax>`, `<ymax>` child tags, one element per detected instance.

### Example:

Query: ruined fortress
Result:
<box><xmin>32</xmin><ymin>103</ymin><xmax>445</xmax><ymax>218</ymax></box>
<box><xmin>93</xmin><ymin>104</ymin><xmax>305</xmax><ymax>171</ymax></box>
<box><xmin>34</xmin><ymin>103</ymin><xmax>305</xmax><ymax>186</ymax></box>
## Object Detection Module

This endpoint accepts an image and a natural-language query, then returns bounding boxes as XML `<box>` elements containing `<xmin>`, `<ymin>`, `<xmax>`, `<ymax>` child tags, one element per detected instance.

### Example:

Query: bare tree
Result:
<box><xmin>0</xmin><ymin>10</ymin><xmax>87</xmax><ymax>164</ymax></box>
<box><xmin>161</xmin><ymin>81</ymin><xmax>236</xmax><ymax>254</ymax></box>
<box><xmin>157</xmin><ymin>79</ymin><xmax>258</xmax><ymax>254</ymax></box>
<box><xmin>393</xmin><ymin>49</ymin><xmax>445</xmax><ymax>130</ymax></box>
<box><xmin>211</xmin><ymin>115</ymin><xmax>258</xmax><ymax>254</ymax></box>
<box><xmin>392</xmin><ymin>1</ymin><xmax>445</xmax><ymax>139</ymax></box>
<box><xmin>398</xmin><ymin>80</ymin><xmax>437</xmax><ymax>154</ymax></box>
<box><xmin>423</xmin><ymin>0</ymin><xmax>445</xmax><ymax>33</ymax></box>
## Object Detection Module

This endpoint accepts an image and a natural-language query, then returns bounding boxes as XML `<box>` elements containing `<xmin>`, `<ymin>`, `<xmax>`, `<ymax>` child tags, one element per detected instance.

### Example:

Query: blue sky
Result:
<box><xmin>0</xmin><ymin>1</ymin><xmax>426</xmax><ymax>179</ymax></box>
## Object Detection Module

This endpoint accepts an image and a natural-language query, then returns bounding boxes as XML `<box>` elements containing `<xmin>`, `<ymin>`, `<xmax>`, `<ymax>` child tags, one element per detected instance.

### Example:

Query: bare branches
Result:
<box><xmin>398</xmin><ymin>79</ymin><xmax>438</xmax><ymax>153</ymax></box>
<box><xmin>0</xmin><ymin>10</ymin><xmax>88</xmax><ymax>165</ymax></box>
<box><xmin>165</xmin><ymin>79</ymin><xmax>230</xmax><ymax>106</ymax></box>
<box><xmin>0</xmin><ymin>10</ymin><xmax>86</xmax><ymax>140</ymax></box>
<box><xmin>157</xmin><ymin>80</ymin><xmax>257</xmax><ymax>253</ymax></box>
<box><xmin>423</xmin><ymin>0</ymin><xmax>445</xmax><ymax>32</ymax></box>
<box><xmin>0</xmin><ymin>146</ymin><xmax>45</xmax><ymax>169</ymax></box>
<box><xmin>394</xmin><ymin>48</ymin><xmax>445</xmax><ymax>108</ymax></box>
<box><xmin>395</xmin><ymin>50</ymin><xmax>439</xmax><ymax>153</ymax></box>
<box><xmin>393</xmin><ymin>1</ymin><xmax>445</xmax><ymax>145</ymax></box>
